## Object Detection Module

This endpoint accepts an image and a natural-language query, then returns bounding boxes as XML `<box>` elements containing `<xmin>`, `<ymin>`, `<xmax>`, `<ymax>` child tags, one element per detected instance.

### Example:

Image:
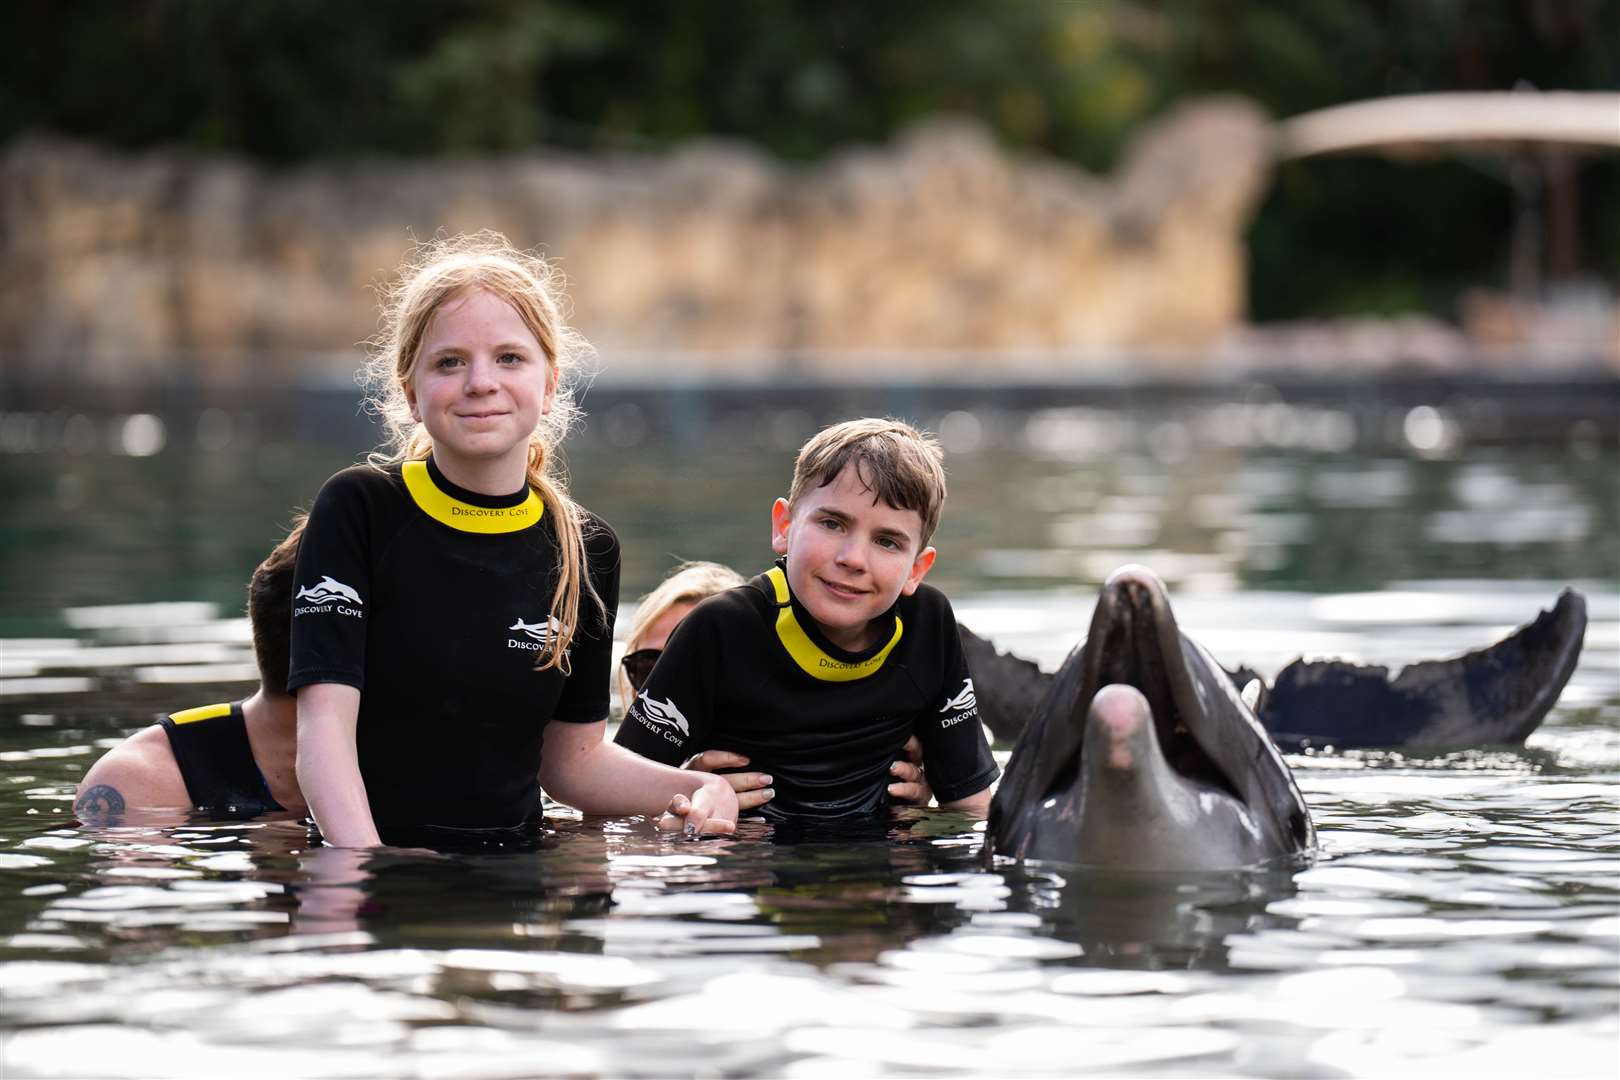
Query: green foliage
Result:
<box><xmin>4</xmin><ymin>0</ymin><xmax>1617</xmax><ymax>316</ymax></box>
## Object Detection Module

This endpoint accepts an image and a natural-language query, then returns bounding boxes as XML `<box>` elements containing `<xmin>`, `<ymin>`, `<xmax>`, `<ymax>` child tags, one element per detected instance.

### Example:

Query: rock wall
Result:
<box><xmin>0</xmin><ymin>99</ymin><xmax>1272</xmax><ymax>384</ymax></box>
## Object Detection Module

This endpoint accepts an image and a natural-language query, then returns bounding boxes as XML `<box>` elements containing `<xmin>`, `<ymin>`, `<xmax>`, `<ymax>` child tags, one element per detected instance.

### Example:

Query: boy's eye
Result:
<box><xmin>876</xmin><ymin>537</ymin><xmax>901</xmax><ymax>551</ymax></box>
<box><xmin>818</xmin><ymin>517</ymin><xmax>843</xmax><ymax>531</ymax></box>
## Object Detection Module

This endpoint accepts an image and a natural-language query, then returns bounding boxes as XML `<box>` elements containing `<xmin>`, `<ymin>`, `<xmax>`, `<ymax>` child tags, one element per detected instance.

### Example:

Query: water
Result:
<box><xmin>1</xmin><ymin>405</ymin><xmax>1617</xmax><ymax>1077</ymax></box>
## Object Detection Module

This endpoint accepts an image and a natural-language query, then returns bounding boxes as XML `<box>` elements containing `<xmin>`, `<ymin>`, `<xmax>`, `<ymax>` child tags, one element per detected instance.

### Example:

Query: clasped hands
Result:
<box><xmin>656</xmin><ymin>736</ymin><xmax>934</xmax><ymax>835</ymax></box>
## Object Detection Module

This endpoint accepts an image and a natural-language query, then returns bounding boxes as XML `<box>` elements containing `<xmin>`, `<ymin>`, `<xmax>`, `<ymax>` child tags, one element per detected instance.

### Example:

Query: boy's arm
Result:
<box><xmin>914</xmin><ymin>608</ymin><xmax>1000</xmax><ymax>818</ymax></box>
<box><xmin>938</xmin><ymin>785</ymin><xmax>992</xmax><ymax>816</ymax></box>
<box><xmin>612</xmin><ymin>605</ymin><xmax>716</xmax><ymax>766</ymax></box>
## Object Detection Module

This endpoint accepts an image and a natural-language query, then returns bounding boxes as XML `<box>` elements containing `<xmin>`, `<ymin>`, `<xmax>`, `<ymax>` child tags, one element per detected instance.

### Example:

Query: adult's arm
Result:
<box><xmin>74</xmin><ymin>726</ymin><xmax>192</xmax><ymax>823</ymax></box>
<box><xmin>542</xmin><ymin>720</ymin><xmax>738</xmax><ymax>833</ymax></box>
<box><xmin>295</xmin><ymin>683</ymin><xmax>381</xmax><ymax>848</ymax></box>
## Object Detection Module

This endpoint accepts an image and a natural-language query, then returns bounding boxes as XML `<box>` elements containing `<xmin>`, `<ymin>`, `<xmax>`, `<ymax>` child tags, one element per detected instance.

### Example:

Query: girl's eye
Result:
<box><xmin>498</xmin><ymin>352</ymin><xmax>525</xmax><ymax>365</ymax></box>
<box><xmin>434</xmin><ymin>354</ymin><xmax>464</xmax><ymax>370</ymax></box>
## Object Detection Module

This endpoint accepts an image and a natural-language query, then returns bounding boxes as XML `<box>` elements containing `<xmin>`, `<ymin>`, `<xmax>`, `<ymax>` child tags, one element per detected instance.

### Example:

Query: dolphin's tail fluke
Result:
<box><xmin>1262</xmin><ymin>588</ymin><xmax>1588</xmax><ymax>752</ymax></box>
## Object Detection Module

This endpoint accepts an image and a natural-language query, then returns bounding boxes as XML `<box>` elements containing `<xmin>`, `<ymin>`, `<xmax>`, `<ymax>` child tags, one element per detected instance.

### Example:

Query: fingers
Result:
<box><xmin>655</xmin><ymin>793</ymin><xmax>692</xmax><ymax>832</ymax></box>
<box><xmin>888</xmin><ymin>758</ymin><xmax>933</xmax><ymax>807</ymax></box>
<box><xmin>887</xmin><ymin>780</ymin><xmax>926</xmax><ymax>806</ymax></box>
<box><xmin>721</xmin><ymin>770</ymin><xmax>771</xmax><ymax>793</ymax></box>
<box><xmin>902</xmin><ymin>735</ymin><xmax>925</xmax><ymax>764</ymax></box>
<box><xmin>654</xmin><ymin>792</ymin><xmax>738</xmax><ymax>835</ymax></box>
<box><xmin>721</xmin><ymin>770</ymin><xmax>775</xmax><ymax>812</ymax></box>
<box><xmin>683</xmin><ymin>750</ymin><xmax>750</xmax><ymax>771</ymax></box>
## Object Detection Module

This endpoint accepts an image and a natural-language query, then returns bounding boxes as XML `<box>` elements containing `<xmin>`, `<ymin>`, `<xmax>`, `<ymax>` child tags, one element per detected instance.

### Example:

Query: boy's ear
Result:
<box><xmin>770</xmin><ymin>498</ymin><xmax>793</xmax><ymax>556</ymax></box>
<box><xmin>901</xmin><ymin>546</ymin><xmax>937</xmax><ymax>596</ymax></box>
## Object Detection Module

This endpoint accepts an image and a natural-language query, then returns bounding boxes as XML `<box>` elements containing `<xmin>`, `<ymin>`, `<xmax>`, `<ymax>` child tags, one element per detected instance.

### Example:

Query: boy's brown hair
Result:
<box><xmin>247</xmin><ymin>518</ymin><xmax>304</xmax><ymax>697</ymax></box>
<box><xmin>788</xmin><ymin>418</ymin><xmax>947</xmax><ymax>547</ymax></box>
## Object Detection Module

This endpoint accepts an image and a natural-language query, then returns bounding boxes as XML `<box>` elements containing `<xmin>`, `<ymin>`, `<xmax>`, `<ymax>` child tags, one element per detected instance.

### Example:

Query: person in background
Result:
<box><xmin>75</xmin><ymin>523</ymin><xmax>308</xmax><ymax>823</ymax></box>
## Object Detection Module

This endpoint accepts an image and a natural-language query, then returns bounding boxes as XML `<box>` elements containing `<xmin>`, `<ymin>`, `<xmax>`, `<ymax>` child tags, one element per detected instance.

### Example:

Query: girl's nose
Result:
<box><xmin>464</xmin><ymin>357</ymin><xmax>498</xmax><ymax>393</ymax></box>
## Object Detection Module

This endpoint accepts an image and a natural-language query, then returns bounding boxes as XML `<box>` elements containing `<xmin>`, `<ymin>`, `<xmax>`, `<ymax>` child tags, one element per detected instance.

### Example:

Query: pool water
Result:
<box><xmin>0</xmin><ymin>425</ymin><xmax>1616</xmax><ymax>1077</ymax></box>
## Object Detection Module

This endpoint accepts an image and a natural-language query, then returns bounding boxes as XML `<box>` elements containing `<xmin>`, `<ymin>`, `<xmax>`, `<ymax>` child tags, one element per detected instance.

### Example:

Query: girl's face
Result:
<box><xmin>406</xmin><ymin>288</ymin><xmax>557</xmax><ymax>491</ymax></box>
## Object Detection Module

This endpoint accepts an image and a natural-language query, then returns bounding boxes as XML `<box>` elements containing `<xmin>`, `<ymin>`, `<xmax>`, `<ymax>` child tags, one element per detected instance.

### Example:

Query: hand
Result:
<box><xmin>683</xmin><ymin>750</ymin><xmax>774</xmax><ymax>811</ymax></box>
<box><xmin>656</xmin><ymin>775</ymin><xmax>738</xmax><ymax>835</ymax></box>
<box><xmin>887</xmin><ymin>735</ymin><xmax>933</xmax><ymax>806</ymax></box>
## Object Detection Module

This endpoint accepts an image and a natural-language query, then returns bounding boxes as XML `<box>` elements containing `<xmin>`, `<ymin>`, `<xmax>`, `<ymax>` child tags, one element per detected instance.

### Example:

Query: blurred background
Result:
<box><xmin>1</xmin><ymin>0</ymin><xmax>1617</xmax><ymax>636</ymax></box>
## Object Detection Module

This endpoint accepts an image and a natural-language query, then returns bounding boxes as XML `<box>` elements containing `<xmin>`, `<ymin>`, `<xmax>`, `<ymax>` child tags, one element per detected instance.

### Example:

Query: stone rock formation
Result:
<box><xmin>1</xmin><ymin>98</ymin><xmax>1273</xmax><ymax>384</ymax></box>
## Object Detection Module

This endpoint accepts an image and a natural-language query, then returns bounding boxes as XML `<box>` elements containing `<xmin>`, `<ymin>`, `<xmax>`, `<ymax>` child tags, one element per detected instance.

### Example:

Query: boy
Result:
<box><xmin>614</xmin><ymin>418</ymin><xmax>998</xmax><ymax>821</ymax></box>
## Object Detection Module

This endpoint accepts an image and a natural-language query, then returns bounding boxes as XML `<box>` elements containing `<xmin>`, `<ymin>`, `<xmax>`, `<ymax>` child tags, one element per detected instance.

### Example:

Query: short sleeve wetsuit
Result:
<box><xmin>614</xmin><ymin>561</ymin><xmax>998</xmax><ymax>822</ymax></box>
<box><xmin>286</xmin><ymin>456</ymin><xmax>619</xmax><ymax>832</ymax></box>
<box><xmin>159</xmin><ymin>702</ymin><xmax>282</xmax><ymax>817</ymax></box>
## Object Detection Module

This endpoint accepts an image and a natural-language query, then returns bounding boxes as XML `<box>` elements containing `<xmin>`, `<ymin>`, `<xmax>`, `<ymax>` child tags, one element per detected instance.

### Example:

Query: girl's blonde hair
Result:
<box><xmin>365</xmin><ymin>231</ymin><xmax>600</xmax><ymax>672</ymax></box>
<box><xmin>617</xmin><ymin>561</ymin><xmax>745</xmax><ymax>702</ymax></box>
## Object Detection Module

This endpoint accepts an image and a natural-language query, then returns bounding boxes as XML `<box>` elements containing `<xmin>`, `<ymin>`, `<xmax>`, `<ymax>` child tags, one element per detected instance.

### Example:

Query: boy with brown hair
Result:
<box><xmin>615</xmin><ymin>418</ymin><xmax>997</xmax><ymax>822</ymax></box>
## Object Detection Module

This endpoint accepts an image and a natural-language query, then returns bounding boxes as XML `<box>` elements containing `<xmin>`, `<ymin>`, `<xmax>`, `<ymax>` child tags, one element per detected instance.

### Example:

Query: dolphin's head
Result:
<box><xmin>990</xmin><ymin>566</ymin><xmax>1314</xmax><ymax>870</ymax></box>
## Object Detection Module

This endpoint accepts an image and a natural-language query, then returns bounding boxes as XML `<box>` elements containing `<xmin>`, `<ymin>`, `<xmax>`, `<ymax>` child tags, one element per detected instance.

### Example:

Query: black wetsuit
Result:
<box><xmin>159</xmin><ymin>702</ymin><xmax>283</xmax><ymax>817</ymax></box>
<box><xmin>614</xmin><ymin>562</ymin><xmax>998</xmax><ymax>822</ymax></box>
<box><xmin>287</xmin><ymin>457</ymin><xmax>619</xmax><ymax>832</ymax></box>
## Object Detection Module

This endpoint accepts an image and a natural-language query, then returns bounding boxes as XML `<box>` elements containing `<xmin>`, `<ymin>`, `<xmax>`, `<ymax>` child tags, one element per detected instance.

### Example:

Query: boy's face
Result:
<box><xmin>771</xmin><ymin>463</ymin><xmax>937</xmax><ymax>652</ymax></box>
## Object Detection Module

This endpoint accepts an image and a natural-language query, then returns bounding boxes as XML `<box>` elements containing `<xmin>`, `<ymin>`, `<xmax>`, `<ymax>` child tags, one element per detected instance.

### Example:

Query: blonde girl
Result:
<box><xmin>288</xmin><ymin>233</ymin><xmax>735</xmax><ymax>846</ymax></box>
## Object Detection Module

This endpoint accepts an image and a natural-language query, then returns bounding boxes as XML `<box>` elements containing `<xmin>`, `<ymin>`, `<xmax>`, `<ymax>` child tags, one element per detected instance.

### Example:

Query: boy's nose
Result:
<box><xmin>835</xmin><ymin>538</ymin><xmax>866</xmax><ymax>570</ymax></box>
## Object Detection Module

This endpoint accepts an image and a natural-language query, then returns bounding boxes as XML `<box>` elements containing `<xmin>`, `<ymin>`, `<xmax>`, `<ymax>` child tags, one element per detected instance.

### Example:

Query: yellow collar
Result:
<box><xmin>403</xmin><ymin>460</ymin><xmax>543</xmax><ymax>534</ymax></box>
<box><xmin>765</xmin><ymin>565</ymin><xmax>902</xmax><ymax>682</ymax></box>
<box><xmin>168</xmin><ymin>702</ymin><xmax>233</xmax><ymax>726</ymax></box>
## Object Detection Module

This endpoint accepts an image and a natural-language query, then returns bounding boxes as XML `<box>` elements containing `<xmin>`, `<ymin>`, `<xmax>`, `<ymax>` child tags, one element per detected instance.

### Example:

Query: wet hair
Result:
<box><xmin>248</xmin><ymin>517</ymin><xmax>304</xmax><ymax>696</ymax></box>
<box><xmin>617</xmin><ymin>561</ymin><xmax>745</xmax><ymax>703</ymax></box>
<box><xmin>788</xmin><ymin>418</ymin><xmax>947</xmax><ymax>547</ymax></box>
<box><xmin>364</xmin><ymin>231</ymin><xmax>601</xmax><ymax>672</ymax></box>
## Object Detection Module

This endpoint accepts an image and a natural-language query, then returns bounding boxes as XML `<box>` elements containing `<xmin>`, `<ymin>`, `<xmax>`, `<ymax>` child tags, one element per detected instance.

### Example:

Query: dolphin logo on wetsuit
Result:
<box><xmin>508</xmin><ymin>618</ymin><xmax>554</xmax><ymax>642</ymax></box>
<box><xmin>296</xmin><ymin>576</ymin><xmax>363</xmax><ymax>605</ymax></box>
<box><xmin>636</xmin><ymin>692</ymin><xmax>690</xmax><ymax>738</ymax></box>
<box><xmin>940</xmin><ymin>678</ymin><xmax>976</xmax><ymax>714</ymax></box>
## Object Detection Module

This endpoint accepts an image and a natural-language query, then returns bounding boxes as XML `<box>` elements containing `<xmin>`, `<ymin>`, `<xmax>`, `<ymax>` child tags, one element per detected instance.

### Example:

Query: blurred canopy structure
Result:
<box><xmin>3</xmin><ymin>0</ymin><xmax>1617</xmax><ymax>323</ymax></box>
<box><xmin>1277</xmin><ymin>90</ymin><xmax>1620</xmax><ymax>302</ymax></box>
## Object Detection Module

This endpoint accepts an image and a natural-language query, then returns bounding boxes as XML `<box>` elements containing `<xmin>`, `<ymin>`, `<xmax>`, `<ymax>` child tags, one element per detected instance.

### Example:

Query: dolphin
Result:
<box><xmin>963</xmin><ymin>588</ymin><xmax>1586</xmax><ymax>753</ymax></box>
<box><xmin>987</xmin><ymin>566</ymin><xmax>1316</xmax><ymax>870</ymax></box>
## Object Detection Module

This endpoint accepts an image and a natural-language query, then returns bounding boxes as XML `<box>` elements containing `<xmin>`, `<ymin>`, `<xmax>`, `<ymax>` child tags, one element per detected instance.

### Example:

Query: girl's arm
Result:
<box><xmin>295</xmin><ymin>683</ymin><xmax>382</xmax><ymax>847</ymax></box>
<box><xmin>541</xmin><ymin>721</ymin><xmax>738</xmax><ymax>833</ymax></box>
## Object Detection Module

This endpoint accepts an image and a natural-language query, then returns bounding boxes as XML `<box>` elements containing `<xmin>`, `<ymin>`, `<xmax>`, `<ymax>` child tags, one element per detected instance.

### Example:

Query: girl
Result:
<box><xmin>289</xmin><ymin>233</ymin><xmax>736</xmax><ymax>846</ymax></box>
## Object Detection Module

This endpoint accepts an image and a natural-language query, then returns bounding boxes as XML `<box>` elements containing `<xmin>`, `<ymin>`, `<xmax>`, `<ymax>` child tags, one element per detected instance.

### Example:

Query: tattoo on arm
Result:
<box><xmin>75</xmin><ymin>784</ymin><xmax>127</xmax><ymax>822</ymax></box>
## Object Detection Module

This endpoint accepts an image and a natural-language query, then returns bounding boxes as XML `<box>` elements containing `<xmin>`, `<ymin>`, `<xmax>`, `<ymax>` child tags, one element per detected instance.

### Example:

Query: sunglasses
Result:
<box><xmin>620</xmin><ymin>647</ymin><xmax>661</xmax><ymax>693</ymax></box>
